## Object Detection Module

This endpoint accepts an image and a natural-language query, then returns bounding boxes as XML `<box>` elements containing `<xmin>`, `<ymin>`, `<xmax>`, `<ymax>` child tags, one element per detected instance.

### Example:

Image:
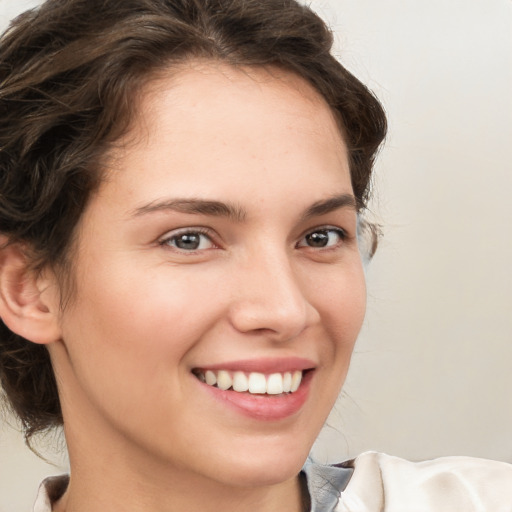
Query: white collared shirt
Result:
<box><xmin>33</xmin><ymin>452</ymin><xmax>512</xmax><ymax>511</ymax></box>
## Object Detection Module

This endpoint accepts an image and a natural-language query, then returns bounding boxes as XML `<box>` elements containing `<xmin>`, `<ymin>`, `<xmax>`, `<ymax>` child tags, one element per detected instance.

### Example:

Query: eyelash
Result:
<box><xmin>158</xmin><ymin>226</ymin><xmax>348</xmax><ymax>253</ymax></box>
<box><xmin>159</xmin><ymin>227</ymin><xmax>217</xmax><ymax>252</ymax></box>
<box><xmin>296</xmin><ymin>227</ymin><xmax>348</xmax><ymax>250</ymax></box>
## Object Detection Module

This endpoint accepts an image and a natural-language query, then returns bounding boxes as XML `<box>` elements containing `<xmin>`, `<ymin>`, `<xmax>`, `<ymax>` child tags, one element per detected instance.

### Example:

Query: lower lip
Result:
<box><xmin>197</xmin><ymin>371</ymin><xmax>313</xmax><ymax>421</ymax></box>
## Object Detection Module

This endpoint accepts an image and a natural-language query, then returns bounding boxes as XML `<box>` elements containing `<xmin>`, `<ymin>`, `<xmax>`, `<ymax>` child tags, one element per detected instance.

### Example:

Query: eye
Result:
<box><xmin>297</xmin><ymin>228</ymin><xmax>346</xmax><ymax>249</ymax></box>
<box><xmin>160</xmin><ymin>229</ymin><xmax>215</xmax><ymax>252</ymax></box>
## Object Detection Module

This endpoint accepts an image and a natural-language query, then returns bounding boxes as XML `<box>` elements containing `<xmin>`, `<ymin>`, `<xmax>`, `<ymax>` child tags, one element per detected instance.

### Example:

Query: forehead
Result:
<box><xmin>122</xmin><ymin>61</ymin><xmax>347</xmax><ymax>160</ymax></box>
<box><xmin>98</xmin><ymin>61</ymin><xmax>352</xmax><ymax>213</ymax></box>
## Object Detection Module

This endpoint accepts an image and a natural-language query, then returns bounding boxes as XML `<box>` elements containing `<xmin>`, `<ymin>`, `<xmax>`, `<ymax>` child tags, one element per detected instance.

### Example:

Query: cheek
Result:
<box><xmin>55</xmin><ymin>263</ymin><xmax>231</xmax><ymax>443</ymax></box>
<box><xmin>59</xmin><ymin>260</ymin><xmax>225</xmax><ymax>394</ymax></box>
<box><xmin>310</xmin><ymin>258</ymin><xmax>366</xmax><ymax>352</ymax></box>
<box><xmin>333</xmin><ymin>272</ymin><xmax>366</xmax><ymax>345</ymax></box>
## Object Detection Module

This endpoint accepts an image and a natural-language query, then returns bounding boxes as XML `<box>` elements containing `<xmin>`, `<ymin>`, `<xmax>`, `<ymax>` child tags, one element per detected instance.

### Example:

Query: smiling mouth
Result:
<box><xmin>192</xmin><ymin>369</ymin><xmax>306</xmax><ymax>395</ymax></box>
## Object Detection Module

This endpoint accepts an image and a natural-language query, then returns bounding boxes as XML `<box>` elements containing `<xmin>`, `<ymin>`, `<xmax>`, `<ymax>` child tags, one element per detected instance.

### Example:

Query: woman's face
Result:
<box><xmin>49</xmin><ymin>63</ymin><xmax>366</xmax><ymax>487</ymax></box>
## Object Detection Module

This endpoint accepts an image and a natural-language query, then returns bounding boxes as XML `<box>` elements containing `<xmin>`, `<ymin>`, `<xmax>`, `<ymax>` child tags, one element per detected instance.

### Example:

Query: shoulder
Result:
<box><xmin>337</xmin><ymin>451</ymin><xmax>512</xmax><ymax>512</ymax></box>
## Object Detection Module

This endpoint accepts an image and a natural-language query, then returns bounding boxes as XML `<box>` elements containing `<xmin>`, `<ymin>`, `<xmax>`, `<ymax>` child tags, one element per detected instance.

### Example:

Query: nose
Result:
<box><xmin>228</xmin><ymin>251</ymin><xmax>318</xmax><ymax>342</ymax></box>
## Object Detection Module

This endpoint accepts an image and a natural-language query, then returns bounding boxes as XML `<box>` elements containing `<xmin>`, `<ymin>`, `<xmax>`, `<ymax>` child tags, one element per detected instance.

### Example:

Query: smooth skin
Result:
<box><xmin>0</xmin><ymin>62</ymin><xmax>366</xmax><ymax>512</ymax></box>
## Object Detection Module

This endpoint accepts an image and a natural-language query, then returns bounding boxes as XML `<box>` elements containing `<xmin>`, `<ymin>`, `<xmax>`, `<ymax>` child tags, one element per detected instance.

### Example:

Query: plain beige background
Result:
<box><xmin>1</xmin><ymin>0</ymin><xmax>511</xmax><ymax>510</ymax></box>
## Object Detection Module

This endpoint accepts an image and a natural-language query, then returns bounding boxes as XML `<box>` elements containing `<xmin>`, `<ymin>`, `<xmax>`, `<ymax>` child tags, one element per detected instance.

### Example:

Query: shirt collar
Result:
<box><xmin>301</xmin><ymin>458</ymin><xmax>354</xmax><ymax>512</ymax></box>
<box><xmin>33</xmin><ymin>475</ymin><xmax>69</xmax><ymax>512</ymax></box>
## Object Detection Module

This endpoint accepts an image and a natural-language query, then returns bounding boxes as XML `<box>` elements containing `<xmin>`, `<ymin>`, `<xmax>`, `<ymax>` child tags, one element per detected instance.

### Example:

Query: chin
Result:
<box><xmin>209</xmin><ymin>440</ymin><xmax>311</xmax><ymax>488</ymax></box>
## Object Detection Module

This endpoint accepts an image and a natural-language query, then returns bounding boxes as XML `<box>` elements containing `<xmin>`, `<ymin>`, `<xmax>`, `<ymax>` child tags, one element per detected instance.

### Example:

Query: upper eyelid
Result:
<box><xmin>299</xmin><ymin>225</ymin><xmax>349</xmax><ymax>239</ymax></box>
<box><xmin>159</xmin><ymin>226</ymin><xmax>214</xmax><ymax>240</ymax></box>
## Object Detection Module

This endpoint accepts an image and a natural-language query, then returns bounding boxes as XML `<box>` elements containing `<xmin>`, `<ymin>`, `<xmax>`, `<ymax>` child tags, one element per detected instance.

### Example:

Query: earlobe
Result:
<box><xmin>0</xmin><ymin>238</ymin><xmax>62</xmax><ymax>345</ymax></box>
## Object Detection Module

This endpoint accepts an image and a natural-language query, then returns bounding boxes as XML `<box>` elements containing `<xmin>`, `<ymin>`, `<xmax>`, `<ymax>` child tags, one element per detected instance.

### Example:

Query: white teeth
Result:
<box><xmin>290</xmin><ymin>370</ymin><xmax>302</xmax><ymax>392</ymax></box>
<box><xmin>266</xmin><ymin>373</ymin><xmax>283</xmax><ymax>395</ymax></box>
<box><xmin>217</xmin><ymin>370</ymin><xmax>232</xmax><ymax>390</ymax></box>
<box><xmin>205</xmin><ymin>370</ymin><xmax>217</xmax><ymax>386</ymax></box>
<box><xmin>283</xmin><ymin>372</ymin><xmax>292</xmax><ymax>393</ymax></box>
<box><xmin>248</xmin><ymin>372</ymin><xmax>267</xmax><ymax>394</ymax></box>
<box><xmin>232</xmin><ymin>371</ymin><xmax>249</xmax><ymax>392</ymax></box>
<box><xmin>197</xmin><ymin>369</ymin><xmax>305</xmax><ymax>395</ymax></box>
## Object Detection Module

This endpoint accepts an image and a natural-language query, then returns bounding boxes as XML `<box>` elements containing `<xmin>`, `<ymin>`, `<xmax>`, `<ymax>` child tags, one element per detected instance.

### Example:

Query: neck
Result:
<box><xmin>55</xmin><ymin>421</ymin><xmax>306</xmax><ymax>512</ymax></box>
<box><xmin>54</xmin><ymin>462</ymin><xmax>305</xmax><ymax>512</ymax></box>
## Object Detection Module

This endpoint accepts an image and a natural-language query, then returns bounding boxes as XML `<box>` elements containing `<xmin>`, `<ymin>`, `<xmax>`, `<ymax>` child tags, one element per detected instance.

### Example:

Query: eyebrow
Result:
<box><xmin>130</xmin><ymin>198</ymin><xmax>247</xmax><ymax>222</ymax></box>
<box><xmin>301</xmin><ymin>193</ymin><xmax>358</xmax><ymax>220</ymax></box>
<box><xmin>130</xmin><ymin>193</ymin><xmax>358</xmax><ymax>222</ymax></box>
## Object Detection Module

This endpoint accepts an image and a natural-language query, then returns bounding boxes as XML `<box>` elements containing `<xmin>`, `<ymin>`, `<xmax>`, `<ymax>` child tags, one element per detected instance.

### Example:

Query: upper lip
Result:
<box><xmin>193</xmin><ymin>357</ymin><xmax>316</xmax><ymax>374</ymax></box>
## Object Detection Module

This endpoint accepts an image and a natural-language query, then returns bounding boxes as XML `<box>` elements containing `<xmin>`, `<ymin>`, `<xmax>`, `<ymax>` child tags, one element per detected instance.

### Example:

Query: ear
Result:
<box><xmin>0</xmin><ymin>236</ymin><xmax>62</xmax><ymax>345</ymax></box>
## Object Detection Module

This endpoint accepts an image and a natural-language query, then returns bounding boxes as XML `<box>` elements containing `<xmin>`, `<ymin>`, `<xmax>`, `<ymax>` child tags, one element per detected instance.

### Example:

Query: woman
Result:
<box><xmin>0</xmin><ymin>1</ymin><xmax>510</xmax><ymax>511</ymax></box>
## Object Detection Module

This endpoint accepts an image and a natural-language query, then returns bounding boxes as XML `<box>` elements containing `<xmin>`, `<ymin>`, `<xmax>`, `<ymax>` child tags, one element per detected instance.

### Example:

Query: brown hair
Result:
<box><xmin>0</xmin><ymin>0</ymin><xmax>386</xmax><ymax>442</ymax></box>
